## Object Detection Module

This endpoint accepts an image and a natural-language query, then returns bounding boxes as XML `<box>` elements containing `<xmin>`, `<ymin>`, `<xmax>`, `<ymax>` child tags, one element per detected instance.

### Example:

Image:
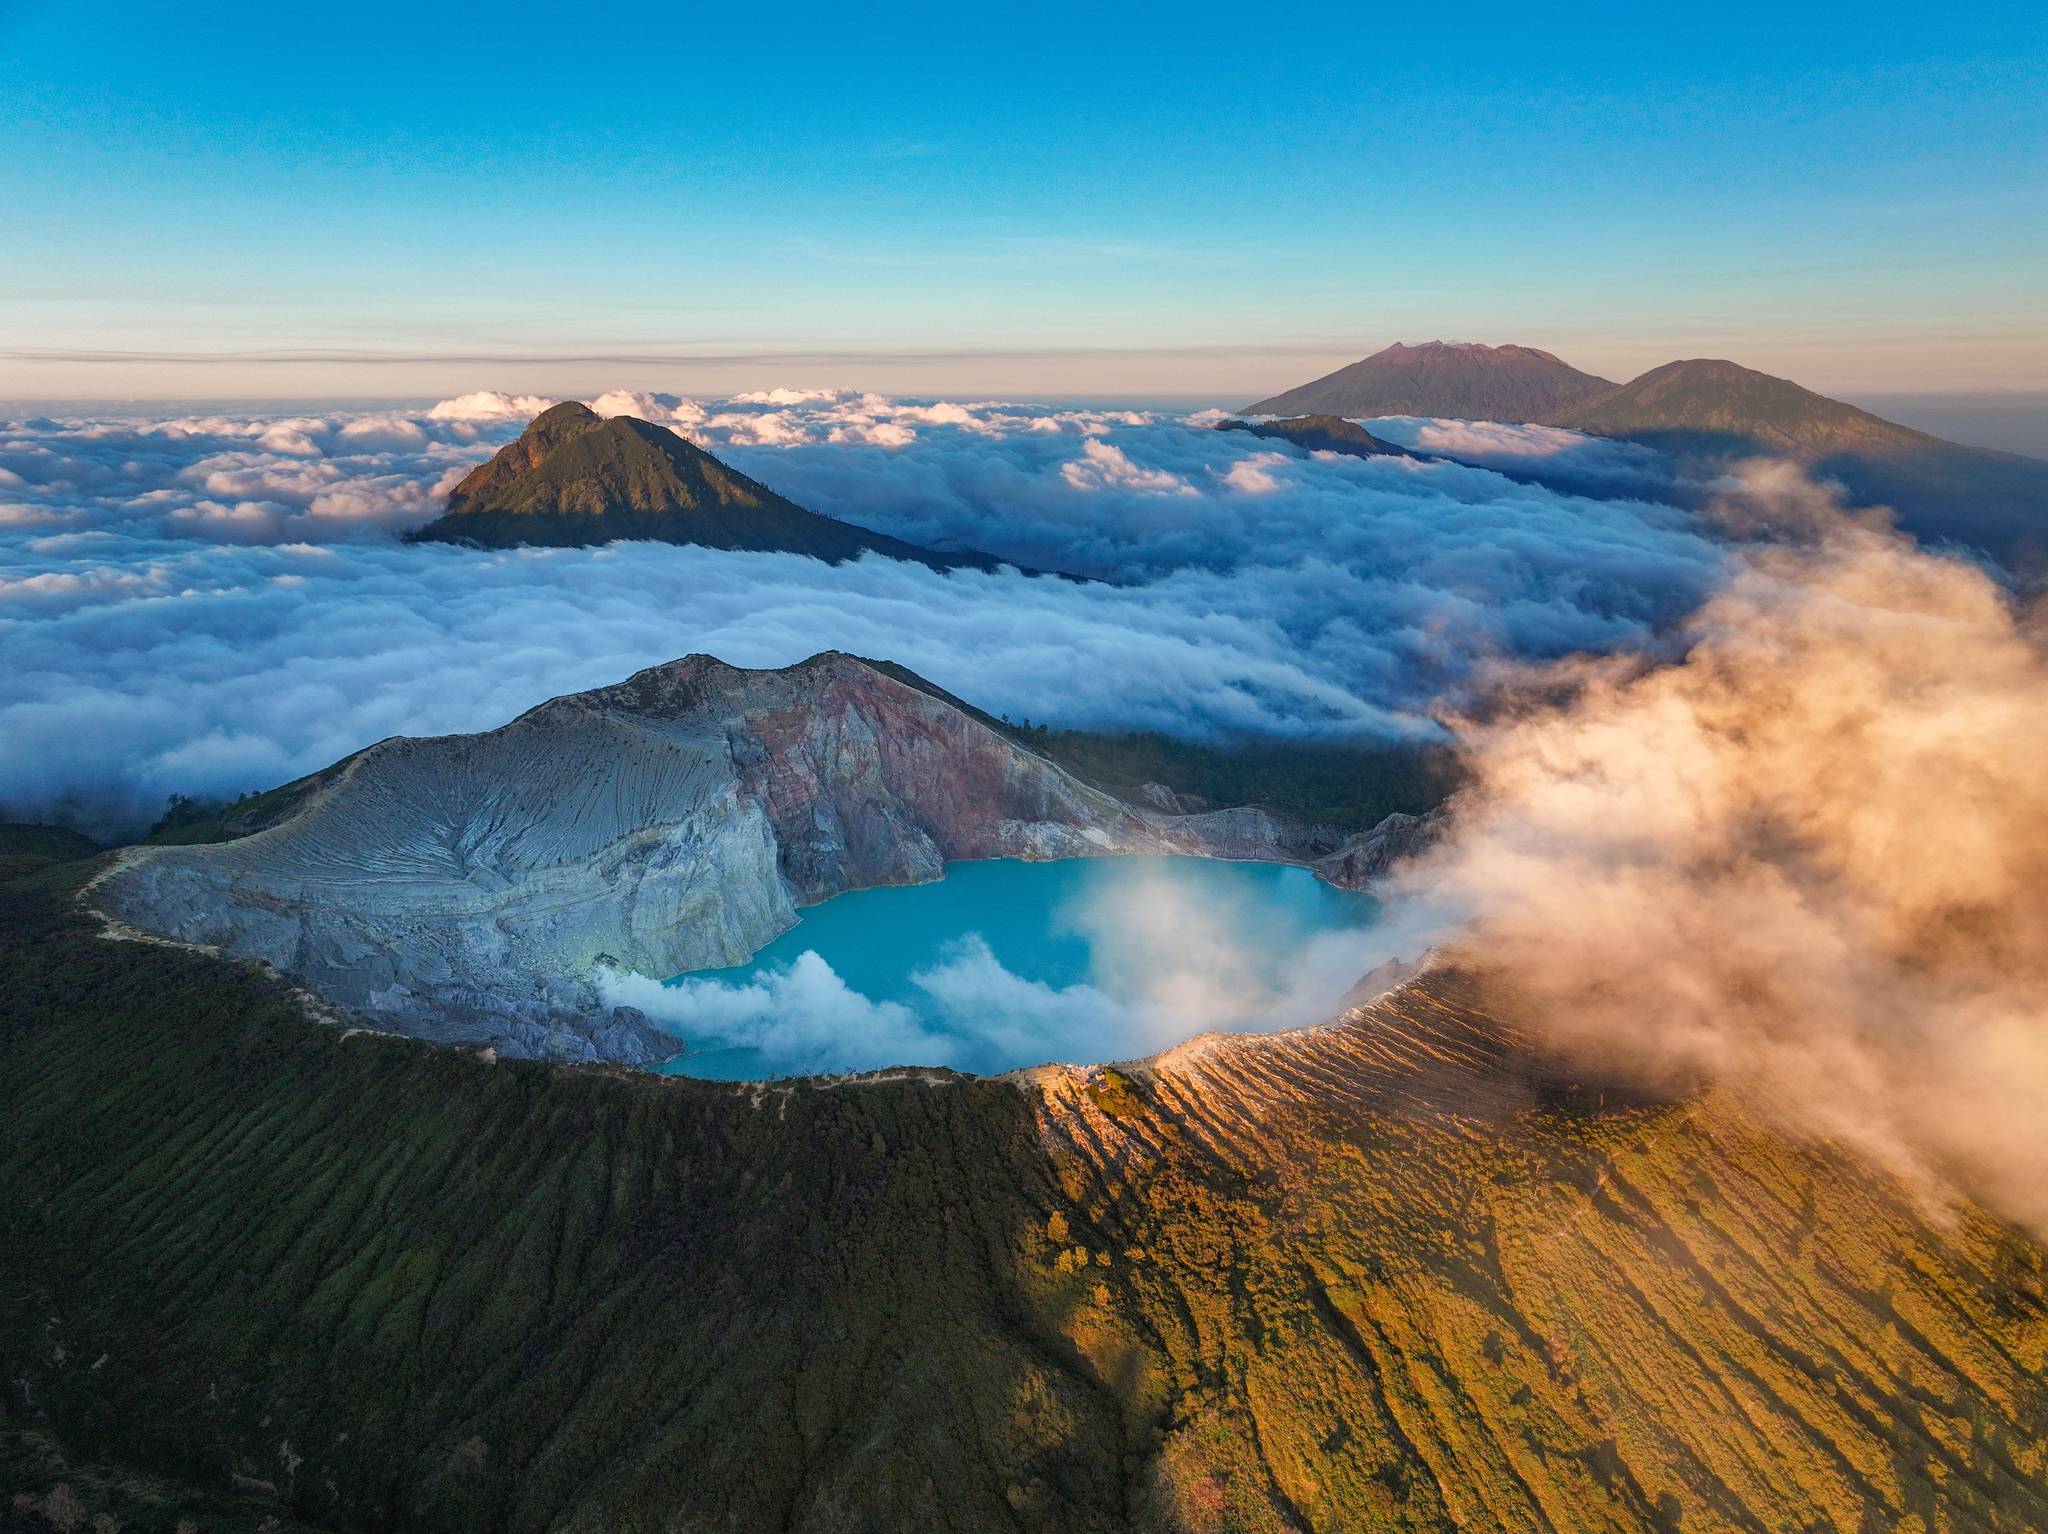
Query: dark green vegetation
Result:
<box><xmin>1242</xmin><ymin>342</ymin><xmax>1615</xmax><ymax>422</ymax></box>
<box><xmin>1213</xmin><ymin>416</ymin><xmax>1416</xmax><ymax>461</ymax></box>
<box><xmin>0</xmin><ymin>826</ymin><xmax>97</xmax><ymax>881</ymax></box>
<box><xmin>7</xmin><ymin>856</ymin><xmax>2048</xmax><ymax>1533</ymax></box>
<box><xmin>1013</xmin><ymin>725</ymin><xmax>1454</xmax><ymax>829</ymax></box>
<box><xmin>1246</xmin><ymin>346</ymin><xmax>2048</xmax><ymax>563</ymax></box>
<box><xmin>435</xmin><ymin>401</ymin><xmax>607</xmax><ymax>512</ymax></box>
<box><xmin>409</xmin><ymin>402</ymin><xmax>1002</xmax><ymax>569</ymax></box>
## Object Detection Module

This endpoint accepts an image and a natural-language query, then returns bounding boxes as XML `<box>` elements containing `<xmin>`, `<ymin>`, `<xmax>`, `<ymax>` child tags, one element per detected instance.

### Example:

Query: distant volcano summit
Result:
<box><xmin>1247</xmin><ymin>346</ymin><xmax>2048</xmax><ymax>563</ymax></box>
<box><xmin>411</xmin><ymin>402</ymin><xmax>1002</xmax><ymax>569</ymax></box>
<box><xmin>1242</xmin><ymin>341</ymin><xmax>1616</xmax><ymax>421</ymax></box>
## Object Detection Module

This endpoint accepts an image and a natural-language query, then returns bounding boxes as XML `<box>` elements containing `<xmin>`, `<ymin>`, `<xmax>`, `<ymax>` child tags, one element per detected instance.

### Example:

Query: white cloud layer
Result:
<box><xmin>1365</xmin><ymin>414</ymin><xmax>1684</xmax><ymax>498</ymax></box>
<box><xmin>0</xmin><ymin>392</ymin><xmax>1723</xmax><ymax>833</ymax></box>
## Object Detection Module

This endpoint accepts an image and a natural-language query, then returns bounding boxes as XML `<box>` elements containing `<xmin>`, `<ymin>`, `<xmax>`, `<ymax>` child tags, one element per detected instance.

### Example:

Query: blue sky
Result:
<box><xmin>2</xmin><ymin>0</ymin><xmax>2043</xmax><ymax>398</ymax></box>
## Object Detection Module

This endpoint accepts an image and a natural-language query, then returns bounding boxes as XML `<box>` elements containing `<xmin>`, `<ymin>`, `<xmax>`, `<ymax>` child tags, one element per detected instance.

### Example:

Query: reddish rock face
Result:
<box><xmin>736</xmin><ymin>658</ymin><xmax>1146</xmax><ymax>898</ymax></box>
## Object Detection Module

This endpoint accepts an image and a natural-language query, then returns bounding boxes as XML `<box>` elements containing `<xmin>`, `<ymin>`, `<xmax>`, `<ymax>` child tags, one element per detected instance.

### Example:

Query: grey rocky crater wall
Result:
<box><xmin>99</xmin><ymin>653</ymin><xmax>1439</xmax><ymax>1063</ymax></box>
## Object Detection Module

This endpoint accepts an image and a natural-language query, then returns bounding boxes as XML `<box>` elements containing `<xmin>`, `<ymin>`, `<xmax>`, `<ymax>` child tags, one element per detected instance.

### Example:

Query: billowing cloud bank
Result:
<box><xmin>1365</xmin><ymin>414</ymin><xmax>1683</xmax><ymax>500</ymax></box>
<box><xmin>1392</xmin><ymin>466</ymin><xmax>2048</xmax><ymax>1233</ymax></box>
<box><xmin>1</xmin><ymin>390</ymin><xmax>1722</xmax><ymax>833</ymax></box>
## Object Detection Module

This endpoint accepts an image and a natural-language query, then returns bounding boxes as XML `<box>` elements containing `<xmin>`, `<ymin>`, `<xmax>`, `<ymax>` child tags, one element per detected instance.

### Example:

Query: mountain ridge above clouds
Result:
<box><xmin>1250</xmin><ymin>345</ymin><xmax>2048</xmax><ymax>562</ymax></box>
<box><xmin>1549</xmin><ymin>357</ymin><xmax>1942</xmax><ymax>453</ymax></box>
<box><xmin>1242</xmin><ymin>341</ymin><xmax>1618</xmax><ymax>421</ymax></box>
<box><xmin>408</xmin><ymin>399</ymin><xmax>1009</xmax><ymax>570</ymax></box>
<box><xmin>0</xmin><ymin>388</ymin><xmax>1727</xmax><ymax>837</ymax></box>
<box><xmin>1550</xmin><ymin>358</ymin><xmax>2048</xmax><ymax>560</ymax></box>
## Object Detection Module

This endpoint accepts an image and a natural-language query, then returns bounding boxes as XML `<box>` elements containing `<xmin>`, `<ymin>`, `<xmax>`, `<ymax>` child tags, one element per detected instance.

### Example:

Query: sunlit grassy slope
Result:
<box><xmin>3</xmin><ymin>856</ymin><xmax>2045</xmax><ymax>1532</ymax></box>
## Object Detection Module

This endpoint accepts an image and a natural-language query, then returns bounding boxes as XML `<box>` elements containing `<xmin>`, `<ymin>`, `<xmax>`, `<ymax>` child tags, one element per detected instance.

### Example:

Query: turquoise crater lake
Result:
<box><xmin>633</xmin><ymin>855</ymin><xmax>1383</xmax><ymax>1081</ymax></box>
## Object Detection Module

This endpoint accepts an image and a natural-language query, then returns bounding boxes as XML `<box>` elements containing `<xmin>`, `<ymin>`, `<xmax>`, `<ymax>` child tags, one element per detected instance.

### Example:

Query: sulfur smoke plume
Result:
<box><xmin>1393</xmin><ymin>465</ymin><xmax>2048</xmax><ymax>1232</ymax></box>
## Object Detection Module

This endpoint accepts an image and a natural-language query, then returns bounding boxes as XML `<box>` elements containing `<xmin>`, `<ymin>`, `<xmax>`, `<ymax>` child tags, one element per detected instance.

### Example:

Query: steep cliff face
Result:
<box><xmin>98</xmin><ymin>653</ymin><xmax>1396</xmax><ymax>1062</ymax></box>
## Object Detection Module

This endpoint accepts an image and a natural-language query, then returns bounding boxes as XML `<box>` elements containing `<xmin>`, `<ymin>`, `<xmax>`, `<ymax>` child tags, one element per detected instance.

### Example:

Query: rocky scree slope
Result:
<box><xmin>97</xmin><ymin>653</ymin><xmax>1425</xmax><ymax>1063</ymax></box>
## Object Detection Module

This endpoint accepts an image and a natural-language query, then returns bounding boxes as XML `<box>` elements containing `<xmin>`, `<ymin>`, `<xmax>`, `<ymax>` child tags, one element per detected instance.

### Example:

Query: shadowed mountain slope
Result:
<box><xmin>1215</xmin><ymin>414</ymin><xmax>1418</xmax><ymax>460</ymax></box>
<box><xmin>5</xmin><ymin>864</ymin><xmax>2046</xmax><ymax>1533</ymax></box>
<box><xmin>0</xmin><ymin>825</ymin><xmax>98</xmax><ymax>881</ymax></box>
<box><xmin>1550</xmin><ymin>359</ymin><xmax>2048</xmax><ymax>561</ymax></box>
<box><xmin>410</xmin><ymin>402</ymin><xmax>1002</xmax><ymax>568</ymax></box>
<box><xmin>1242</xmin><ymin>342</ymin><xmax>1616</xmax><ymax>421</ymax></box>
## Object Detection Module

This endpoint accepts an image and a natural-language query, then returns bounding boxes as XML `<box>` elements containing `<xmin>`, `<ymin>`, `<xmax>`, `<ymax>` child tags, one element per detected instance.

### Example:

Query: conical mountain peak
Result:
<box><xmin>413</xmin><ymin>403</ymin><xmax>1005</xmax><ymax>570</ymax></box>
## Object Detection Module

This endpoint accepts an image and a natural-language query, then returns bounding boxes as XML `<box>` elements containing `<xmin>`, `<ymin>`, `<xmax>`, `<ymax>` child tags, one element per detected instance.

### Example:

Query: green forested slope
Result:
<box><xmin>4</xmin><ymin>861</ymin><xmax>2046</xmax><ymax>1533</ymax></box>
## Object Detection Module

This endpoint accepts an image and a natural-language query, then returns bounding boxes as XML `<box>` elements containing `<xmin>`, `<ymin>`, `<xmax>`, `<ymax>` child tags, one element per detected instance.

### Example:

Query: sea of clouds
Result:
<box><xmin>9</xmin><ymin>389</ymin><xmax>2041</xmax><ymax>1211</ymax></box>
<box><xmin>0</xmin><ymin>387</ymin><xmax>1724</xmax><ymax>835</ymax></box>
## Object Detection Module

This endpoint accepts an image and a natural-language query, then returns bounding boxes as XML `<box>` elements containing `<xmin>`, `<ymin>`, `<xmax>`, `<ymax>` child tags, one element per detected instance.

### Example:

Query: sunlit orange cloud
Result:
<box><xmin>1394</xmin><ymin>463</ymin><xmax>2048</xmax><ymax>1233</ymax></box>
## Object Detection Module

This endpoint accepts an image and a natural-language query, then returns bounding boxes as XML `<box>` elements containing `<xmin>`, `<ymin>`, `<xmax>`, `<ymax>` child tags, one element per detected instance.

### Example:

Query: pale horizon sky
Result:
<box><xmin>4</xmin><ymin>1</ymin><xmax>2043</xmax><ymax>401</ymax></box>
